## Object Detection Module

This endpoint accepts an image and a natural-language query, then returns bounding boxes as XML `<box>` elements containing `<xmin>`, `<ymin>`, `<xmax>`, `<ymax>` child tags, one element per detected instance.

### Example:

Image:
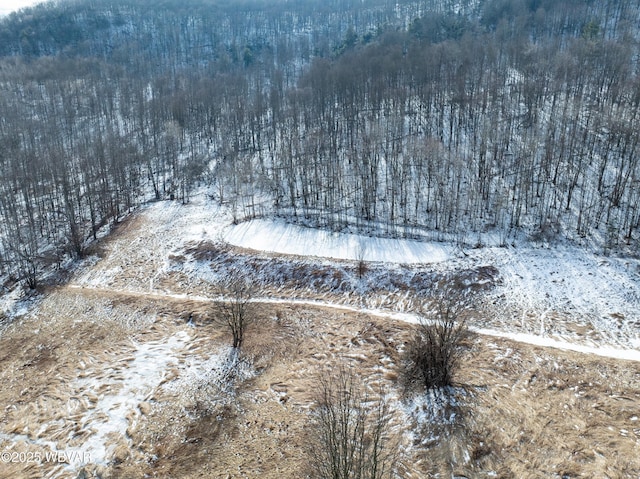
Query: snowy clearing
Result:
<box><xmin>215</xmin><ymin>207</ymin><xmax>640</xmax><ymax>352</ymax></box>
<box><xmin>1</xmin><ymin>191</ymin><xmax>639</xmax><ymax>478</ymax></box>
<box><xmin>70</xmin><ymin>191</ymin><xmax>640</xmax><ymax>358</ymax></box>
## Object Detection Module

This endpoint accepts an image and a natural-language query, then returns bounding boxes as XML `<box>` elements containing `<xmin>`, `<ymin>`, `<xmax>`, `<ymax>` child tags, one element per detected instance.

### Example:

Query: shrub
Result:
<box><xmin>402</xmin><ymin>299</ymin><xmax>468</xmax><ymax>391</ymax></box>
<box><xmin>211</xmin><ymin>277</ymin><xmax>256</xmax><ymax>349</ymax></box>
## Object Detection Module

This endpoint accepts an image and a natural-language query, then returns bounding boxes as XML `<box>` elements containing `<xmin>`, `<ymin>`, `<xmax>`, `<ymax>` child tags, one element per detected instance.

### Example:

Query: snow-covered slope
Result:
<box><xmin>223</xmin><ymin>218</ymin><xmax>452</xmax><ymax>264</ymax></box>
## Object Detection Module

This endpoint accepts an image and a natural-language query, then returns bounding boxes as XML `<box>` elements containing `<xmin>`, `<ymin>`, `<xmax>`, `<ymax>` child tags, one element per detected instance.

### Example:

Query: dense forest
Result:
<box><xmin>1</xmin><ymin>0</ymin><xmax>639</xmax><ymax>289</ymax></box>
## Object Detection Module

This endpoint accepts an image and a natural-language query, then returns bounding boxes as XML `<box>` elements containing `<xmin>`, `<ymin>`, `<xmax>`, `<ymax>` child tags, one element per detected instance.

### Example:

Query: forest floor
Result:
<box><xmin>0</xmin><ymin>192</ymin><xmax>639</xmax><ymax>479</ymax></box>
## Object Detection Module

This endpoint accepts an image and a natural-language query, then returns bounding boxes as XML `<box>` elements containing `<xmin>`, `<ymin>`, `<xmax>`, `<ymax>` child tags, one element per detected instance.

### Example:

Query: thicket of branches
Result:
<box><xmin>402</xmin><ymin>298</ymin><xmax>469</xmax><ymax>391</ymax></box>
<box><xmin>223</xmin><ymin>0</ymin><xmax>640</xmax><ymax>251</ymax></box>
<box><xmin>211</xmin><ymin>278</ymin><xmax>256</xmax><ymax>349</ymax></box>
<box><xmin>0</xmin><ymin>0</ymin><xmax>428</xmax><ymax>289</ymax></box>
<box><xmin>1</xmin><ymin>0</ymin><xmax>639</xmax><ymax>289</ymax></box>
<box><xmin>308</xmin><ymin>366</ymin><xmax>398</xmax><ymax>479</ymax></box>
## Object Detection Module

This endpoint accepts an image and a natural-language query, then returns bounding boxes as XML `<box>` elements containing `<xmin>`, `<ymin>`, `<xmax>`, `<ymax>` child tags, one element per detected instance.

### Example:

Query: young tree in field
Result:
<box><xmin>355</xmin><ymin>240</ymin><xmax>368</xmax><ymax>279</ymax></box>
<box><xmin>402</xmin><ymin>297</ymin><xmax>469</xmax><ymax>391</ymax></box>
<box><xmin>308</xmin><ymin>366</ymin><xmax>398</xmax><ymax>479</ymax></box>
<box><xmin>211</xmin><ymin>277</ymin><xmax>256</xmax><ymax>349</ymax></box>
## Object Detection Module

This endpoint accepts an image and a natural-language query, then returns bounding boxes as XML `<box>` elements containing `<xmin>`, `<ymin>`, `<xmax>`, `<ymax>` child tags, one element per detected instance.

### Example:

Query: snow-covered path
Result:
<box><xmin>67</xmin><ymin>284</ymin><xmax>640</xmax><ymax>363</ymax></box>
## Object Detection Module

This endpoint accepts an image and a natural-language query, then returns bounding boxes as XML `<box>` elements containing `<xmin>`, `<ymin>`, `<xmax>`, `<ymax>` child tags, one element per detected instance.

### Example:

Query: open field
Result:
<box><xmin>0</xmin><ymin>193</ymin><xmax>639</xmax><ymax>478</ymax></box>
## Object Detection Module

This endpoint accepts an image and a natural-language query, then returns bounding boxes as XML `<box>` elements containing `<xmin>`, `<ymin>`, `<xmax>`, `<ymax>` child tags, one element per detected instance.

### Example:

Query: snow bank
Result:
<box><xmin>223</xmin><ymin>219</ymin><xmax>451</xmax><ymax>264</ymax></box>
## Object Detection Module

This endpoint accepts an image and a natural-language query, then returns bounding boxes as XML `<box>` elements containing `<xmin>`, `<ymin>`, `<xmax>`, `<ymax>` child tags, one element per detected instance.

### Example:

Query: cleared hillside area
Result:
<box><xmin>0</xmin><ymin>194</ymin><xmax>638</xmax><ymax>479</ymax></box>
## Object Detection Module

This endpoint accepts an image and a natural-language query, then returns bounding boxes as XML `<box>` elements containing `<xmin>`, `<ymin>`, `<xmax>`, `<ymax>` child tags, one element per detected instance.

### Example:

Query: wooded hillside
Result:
<box><xmin>1</xmin><ymin>0</ymin><xmax>639</xmax><ymax>289</ymax></box>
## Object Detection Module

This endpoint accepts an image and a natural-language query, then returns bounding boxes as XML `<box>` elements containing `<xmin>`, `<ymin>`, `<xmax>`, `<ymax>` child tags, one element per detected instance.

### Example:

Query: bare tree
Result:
<box><xmin>355</xmin><ymin>240</ymin><xmax>368</xmax><ymax>279</ymax></box>
<box><xmin>308</xmin><ymin>366</ymin><xmax>398</xmax><ymax>479</ymax></box>
<box><xmin>211</xmin><ymin>277</ymin><xmax>256</xmax><ymax>349</ymax></box>
<box><xmin>402</xmin><ymin>298</ymin><xmax>469</xmax><ymax>391</ymax></box>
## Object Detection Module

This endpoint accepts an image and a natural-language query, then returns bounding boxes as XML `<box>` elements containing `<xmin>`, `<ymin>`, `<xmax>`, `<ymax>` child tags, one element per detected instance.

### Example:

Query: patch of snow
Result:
<box><xmin>403</xmin><ymin>388</ymin><xmax>463</xmax><ymax>427</ymax></box>
<box><xmin>223</xmin><ymin>218</ymin><xmax>451</xmax><ymax>264</ymax></box>
<box><xmin>165</xmin><ymin>347</ymin><xmax>253</xmax><ymax>410</ymax></box>
<box><xmin>474</xmin><ymin>327</ymin><xmax>640</xmax><ymax>363</ymax></box>
<box><xmin>0</xmin><ymin>330</ymin><xmax>196</xmax><ymax>477</ymax></box>
<box><xmin>398</xmin><ymin>387</ymin><xmax>466</xmax><ymax>452</ymax></box>
<box><xmin>0</xmin><ymin>287</ymin><xmax>37</xmax><ymax>320</ymax></box>
<box><xmin>61</xmin><ymin>330</ymin><xmax>189</xmax><ymax>469</ymax></box>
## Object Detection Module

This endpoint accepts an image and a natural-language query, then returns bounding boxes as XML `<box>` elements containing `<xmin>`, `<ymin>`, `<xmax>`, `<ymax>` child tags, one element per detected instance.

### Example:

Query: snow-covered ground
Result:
<box><xmin>71</xmin><ymin>330</ymin><xmax>192</xmax><ymax>466</ymax></box>
<box><xmin>480</xmin><ymin>244</ymin><xmax>640</xmax><ymax>349</ymax></box>
<box><xmin>217</xmin><ymin>211</ymin><xmax>640</xmax><ymax>353</ymax></box>
<box><xmin>73</xmin><ymin>196</ymin><xmax>230</xmax><ymax>292</ymax></box>
<box><xmin>67</xmin><ymin>190</ymin><xmax>640</xmax><ymax>358</ymax></box>
<box><xmin>223</xmin><ymin>218</ymin><xmax>452</xmax><ymax>264</ymax></box>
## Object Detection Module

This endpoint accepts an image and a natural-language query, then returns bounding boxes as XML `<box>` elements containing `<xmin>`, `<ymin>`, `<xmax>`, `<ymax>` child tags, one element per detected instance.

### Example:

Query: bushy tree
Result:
<box><xmin>402</xmin><ymin>298</ymin><xmax>469</xmax><ymax>391</ymax></box>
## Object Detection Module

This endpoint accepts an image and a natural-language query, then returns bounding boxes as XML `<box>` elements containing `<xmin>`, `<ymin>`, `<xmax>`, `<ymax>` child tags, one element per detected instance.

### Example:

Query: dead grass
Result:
<box><xmin>0</xmin><ymin>283</ymin><xmax>639</xmax><ymax>479</ymax></box>
<box><xmin>452</xmin><ymin>338</ymin><xmax>640</xmax><ymax>479</ymax></box>
<box><xmin>118</xmin><ymin>301</ymin><xmax>640</xmax><ymax>478</ymax></box>
<box><xmin>1</xmin><ymin>204</ymin><xmax>638</xmax><ymax>479</ymax></box>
